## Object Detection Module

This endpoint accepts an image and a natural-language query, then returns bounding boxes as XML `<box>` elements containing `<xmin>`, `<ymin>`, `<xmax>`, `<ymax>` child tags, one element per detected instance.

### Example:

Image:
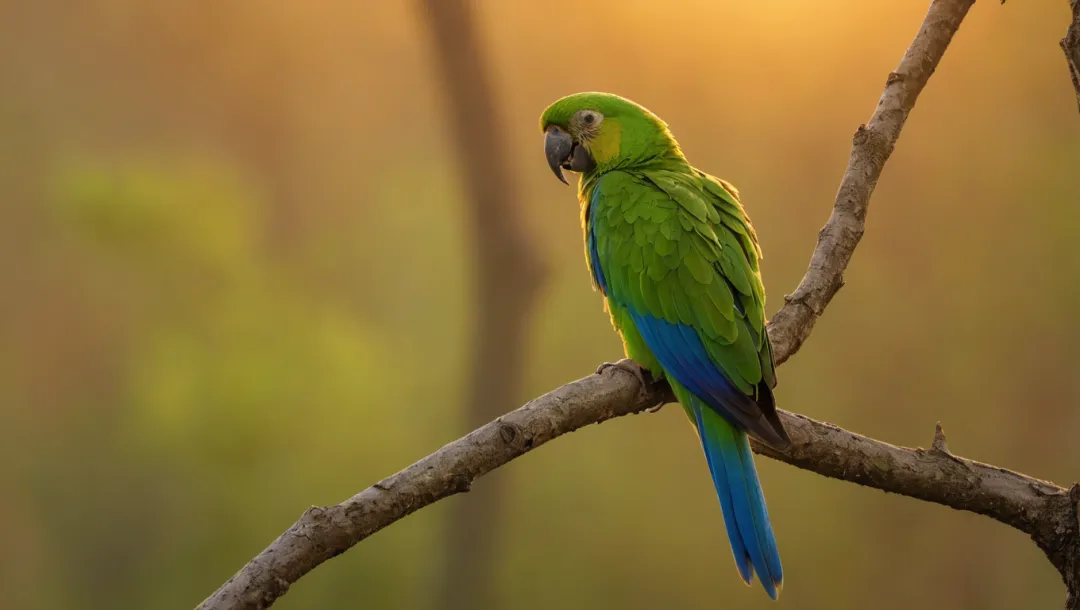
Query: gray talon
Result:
<box><xmin>596</xmin><ymin>358</ymin><xmax>647</xmax><ymax>385</ymax></box>
<box><xmin>597</xmin><ymin>359</ymin><xmax>662</xmax><ymax>411</ymax></box>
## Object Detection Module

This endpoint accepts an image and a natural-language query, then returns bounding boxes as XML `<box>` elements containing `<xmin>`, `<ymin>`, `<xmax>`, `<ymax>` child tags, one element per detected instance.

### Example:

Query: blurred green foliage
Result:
<box><xmin>1</xmin><ymin>1</ymin><xmax>1078</xmax><ymax>610</ymax></box>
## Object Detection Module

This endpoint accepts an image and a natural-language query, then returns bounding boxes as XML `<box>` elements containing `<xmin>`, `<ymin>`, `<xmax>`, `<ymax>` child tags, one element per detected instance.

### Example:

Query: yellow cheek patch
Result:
<box><xmin>586</xmin><ymin>119</ymin><xmax>622</xmax><ymax>165</ymax></box>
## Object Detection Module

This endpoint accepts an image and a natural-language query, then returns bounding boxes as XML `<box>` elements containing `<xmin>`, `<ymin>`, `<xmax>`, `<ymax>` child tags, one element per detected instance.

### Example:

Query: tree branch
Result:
<box><xmin>1063</xmin><ymin>0</ymin><xmax>1080</xmax><ymax>114</ymax></box>
<box><xmin>751</xmin><ymin>416</ymin><xmax>1080</xmax><ymax>610</ymax></box>
<box><xmin>767</xmin><ymin>0</ymin><xmax>973</xmax><ymax>364</ymax></box>
<box><xmin>195</xmin><ymin>1</ymin><xmax>1080</xmax><ymax>609</ymax></box>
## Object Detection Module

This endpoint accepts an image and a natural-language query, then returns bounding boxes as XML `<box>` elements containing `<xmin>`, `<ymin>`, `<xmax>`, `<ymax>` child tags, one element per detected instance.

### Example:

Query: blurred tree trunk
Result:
<box><xmin>417</xmin><ymin>2</ymin><xmax>546</xmax><ymax>610</ymax></box>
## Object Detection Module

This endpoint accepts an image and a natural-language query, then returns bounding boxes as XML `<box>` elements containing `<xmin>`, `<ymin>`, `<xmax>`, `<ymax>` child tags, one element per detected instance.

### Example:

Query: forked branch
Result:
<box><xmin>195</xmin><ymin>1</ymin><xmax>1080</xmax><ymax>609</ymax></box>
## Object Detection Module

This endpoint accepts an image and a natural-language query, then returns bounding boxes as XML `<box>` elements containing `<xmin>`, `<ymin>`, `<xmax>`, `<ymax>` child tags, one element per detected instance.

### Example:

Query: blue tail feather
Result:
<box><xmin>689</xmin><ymin>396</ymin><xmax>783</xmax><ymax>599</ymax></box>
<box><xmin>735</xmin><ymin>424</ymin><xmax>783</xmax><ymax>585</ymax></box>
<box><xmin>690</xmin><ymin>402</ymin><xmax>753</xmax><ymax>584</ymax></box>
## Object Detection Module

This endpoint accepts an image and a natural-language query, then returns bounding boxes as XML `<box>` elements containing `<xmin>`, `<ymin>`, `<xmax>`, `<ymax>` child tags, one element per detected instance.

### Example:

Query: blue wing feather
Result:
<box><xmin>587</xmin><ymin>182</ymin><xmax>608</xmax><ymax>293</ymax></box>
<box><xmin>628</xmin><ymin>311</ymin><xmax>742</xmax><ymax>420</ymax></box>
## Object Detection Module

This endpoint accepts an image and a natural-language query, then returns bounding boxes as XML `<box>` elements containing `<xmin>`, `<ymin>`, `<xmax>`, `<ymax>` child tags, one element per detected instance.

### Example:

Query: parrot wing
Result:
<box><xmin>590</xmin><ymin>169</ymin><xmax>788</xmax><ymax>449</ymax></box>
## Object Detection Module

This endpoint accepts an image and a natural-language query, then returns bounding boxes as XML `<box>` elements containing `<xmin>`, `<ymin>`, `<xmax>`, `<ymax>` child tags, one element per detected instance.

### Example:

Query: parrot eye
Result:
<box><xmin>574</xmin><ymin>109</ymin><xmax>603</xmax><ymax>131</ymax></box>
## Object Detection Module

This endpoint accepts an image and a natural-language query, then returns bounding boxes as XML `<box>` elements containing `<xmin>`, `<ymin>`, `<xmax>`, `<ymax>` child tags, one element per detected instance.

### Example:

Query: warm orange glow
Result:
<box><xmin>0</xmin><ymin>2</ymin><xmax>1075</xmax><ymax>609</ymax></box>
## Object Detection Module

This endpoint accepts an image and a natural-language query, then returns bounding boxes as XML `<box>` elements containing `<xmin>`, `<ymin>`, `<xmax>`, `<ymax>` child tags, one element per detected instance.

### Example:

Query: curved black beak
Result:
<box><xmin>544</xmin><ymin>126</ymin><xmax>597</xmax><ymax>186</ymax></box>
<box><xmin>545</xmin><ymin>125</ymin><xmax>573</xmax><ymax>185</ymax></box>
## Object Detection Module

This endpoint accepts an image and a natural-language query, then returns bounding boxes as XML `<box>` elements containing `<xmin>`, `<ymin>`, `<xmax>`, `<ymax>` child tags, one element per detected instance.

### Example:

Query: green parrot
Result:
<box><xmin>540</xmin><ymin>92</ymin><xmax>790</xmax><ymax>599</ymax></box>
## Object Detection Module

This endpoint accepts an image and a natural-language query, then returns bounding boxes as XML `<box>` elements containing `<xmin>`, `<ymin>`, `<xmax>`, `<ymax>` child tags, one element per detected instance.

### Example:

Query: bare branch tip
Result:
<box><xmin>928</xmin><ymin>422</ymin><xmax>971</xmax><ymax>469</ymax></box>
<box><xmin>931</xmin><ymin>422</ymin><xmax>949</xmax><ymax>453</ymax></box>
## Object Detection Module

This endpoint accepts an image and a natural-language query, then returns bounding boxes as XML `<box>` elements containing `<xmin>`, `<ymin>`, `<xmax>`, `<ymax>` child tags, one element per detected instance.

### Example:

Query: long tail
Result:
<box><xmin>683</xmin><ymin>392</ymin><xmax>783</xmax><ymax>599</ymax></box>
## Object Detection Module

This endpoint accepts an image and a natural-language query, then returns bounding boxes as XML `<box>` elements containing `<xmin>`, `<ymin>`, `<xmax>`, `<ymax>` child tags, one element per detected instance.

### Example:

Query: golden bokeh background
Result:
<box><xmin>2</xmin><ymin>1</ymin><xmax>1078</xmax><ymax>609</ymax></box>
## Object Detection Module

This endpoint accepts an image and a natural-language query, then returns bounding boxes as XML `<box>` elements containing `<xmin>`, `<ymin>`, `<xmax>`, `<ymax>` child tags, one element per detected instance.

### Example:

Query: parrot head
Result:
<box><xmin>539</xmin><ymin>92</ymin><xmax>682</xmax><ymax>185</ymax></box>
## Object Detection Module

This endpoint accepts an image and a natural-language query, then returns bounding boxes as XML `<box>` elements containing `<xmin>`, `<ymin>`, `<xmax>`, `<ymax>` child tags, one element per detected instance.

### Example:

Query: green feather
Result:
<box><xmin>656</xmin><ymin>277</ymin><xmax>679</xmax><ymax>321</ymax></box>
<box><xmin>640</xmin><ymin>271</ymin><xmax>664</xmax><ymax>314</ymax></box>
<box><xmin>706</xmin><ymin>279</ymin><xmax>737</xmax><ymax>322</ymax></box>
<box><xmin>653</xmin><ymin>232</ymin><xmax>675</xmax><ymax>257</ymax></box>
<box><xmin>684</xmin><ymin>249</ymin><xmax>714</xmax><ymax>285</ymax></box>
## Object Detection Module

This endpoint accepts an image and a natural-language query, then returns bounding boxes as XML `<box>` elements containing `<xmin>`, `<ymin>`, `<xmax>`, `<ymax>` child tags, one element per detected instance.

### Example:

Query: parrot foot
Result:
<box><xmin>595</xmin><ymin>359</ymin><xmax>664</xmax><ymax>412</ymax></box>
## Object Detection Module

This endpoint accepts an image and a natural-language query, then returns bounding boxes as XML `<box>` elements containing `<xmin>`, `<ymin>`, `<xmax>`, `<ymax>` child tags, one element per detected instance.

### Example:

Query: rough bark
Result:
<box><xmin>195</xmin><ymin>1</ymin><xmax>1080</xmax><ymax>609</ymax></box>
<box><xmin>1063</xmin><ymin>0</ymin><xmax>1080</xmax><ymax>114</ymax></box>
<box><xmin>194</xmin><ymin>365</ymin><xmax>1080</xmax><ymax>610</ymax></box>
<box><xmin>417</xmin><ymin>1</ymin><xmax>546</xmax><ymax>610</ymax></box>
